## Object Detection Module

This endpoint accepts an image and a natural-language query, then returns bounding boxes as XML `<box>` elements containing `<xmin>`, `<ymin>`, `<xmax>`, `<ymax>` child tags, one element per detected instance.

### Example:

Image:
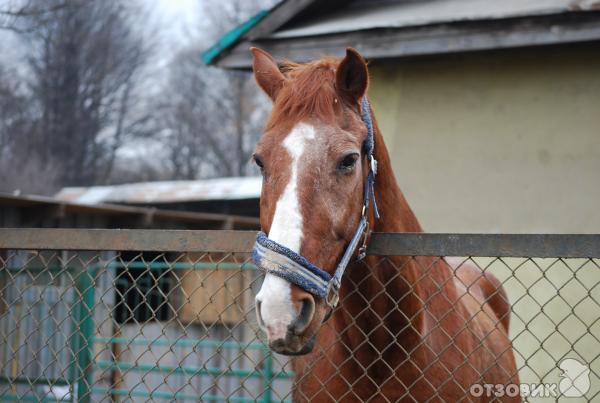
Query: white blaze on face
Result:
<box><xmin>256</xmin><ymin>123</ymin><xmax>315</xmax><ymax>341</ymax></box>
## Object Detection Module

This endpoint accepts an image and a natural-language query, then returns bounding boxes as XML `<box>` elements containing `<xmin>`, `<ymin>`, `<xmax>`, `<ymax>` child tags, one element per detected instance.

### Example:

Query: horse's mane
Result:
<box><xmin>266</xmin><ymin>57</ymin><xmax>342</xmax><ymax>131</ymax></box>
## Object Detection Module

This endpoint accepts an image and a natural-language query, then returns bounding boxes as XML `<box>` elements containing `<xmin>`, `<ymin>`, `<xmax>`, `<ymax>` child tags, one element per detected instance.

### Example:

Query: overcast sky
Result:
<box><xmin>154</xmin><ymin>0</ymin><xmax>201</xmax><ymax>48</ymax></box>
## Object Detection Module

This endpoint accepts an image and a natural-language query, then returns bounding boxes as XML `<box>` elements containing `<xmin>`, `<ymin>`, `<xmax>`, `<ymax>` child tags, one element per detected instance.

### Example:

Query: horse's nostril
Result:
<box><xmin>291</xmin><ymin>297</ymin><xmax>315</xmax><ymax>335</ymax></box>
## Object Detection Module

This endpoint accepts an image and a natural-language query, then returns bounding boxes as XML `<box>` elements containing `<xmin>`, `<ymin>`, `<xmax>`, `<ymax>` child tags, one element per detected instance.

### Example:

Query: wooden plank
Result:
<box><xmin>217</xmin><ymin>13</ymin><xmax>600</xmax><ymax>69</ymax></box>
<box><xmin>178</xmin><ymin>253</ymin><xmax>252</xmax><ymax>325</ymax></box>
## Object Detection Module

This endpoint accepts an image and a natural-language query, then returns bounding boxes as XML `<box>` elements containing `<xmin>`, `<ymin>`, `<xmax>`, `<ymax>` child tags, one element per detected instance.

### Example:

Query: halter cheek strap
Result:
<box><xmin>252</xmin><ymin>97</ymin><xmax>380</xmax><ymax>309</ymax></box>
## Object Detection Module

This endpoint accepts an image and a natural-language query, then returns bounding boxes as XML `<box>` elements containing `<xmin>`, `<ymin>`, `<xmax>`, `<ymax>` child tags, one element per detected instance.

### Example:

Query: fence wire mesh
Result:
<box><xmin>0</xmin><ymin>231</ymin><xmax>598</xmax><ymax>402</ymax></box>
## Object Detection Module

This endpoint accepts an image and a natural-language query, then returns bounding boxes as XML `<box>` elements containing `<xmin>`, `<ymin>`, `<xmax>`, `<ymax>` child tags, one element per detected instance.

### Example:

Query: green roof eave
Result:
<box><xmin>202</xmin><ymin>9</ymin><xmax>270</xmax><ymax>66</ymax></box>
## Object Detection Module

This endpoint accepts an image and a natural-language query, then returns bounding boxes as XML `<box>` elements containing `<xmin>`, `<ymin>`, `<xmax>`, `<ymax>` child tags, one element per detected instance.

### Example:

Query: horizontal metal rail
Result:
<box><xmin>1</xmin><ymin>228</ymin><xmax>599</xmax><ymax>257</ymax></box>
<box><xmin>92</xmin><ymin>336</ymin><xmax>266</xmax><ymax>350</ymax></box>
<box><xmin>0</xmin><ymin>376</ymin><xmax>69</xmax><ymax>386</ymax></box>
<box><xmin>90</xmin><ymin>387</ymin><xmax>291</xmax><ymax>402</ymax></box>
<box><xmin>7</xmin><ymin>262</ymin><xmax>258</xmax><ymax>272</ymax></box>
<box><xmin>0</xmin><ymin>228</ymin><xmax>256</xmax><ymax>252</ymax></box>
<box><xmin>0</xmin><ymin>394</ymin><xmax>68</xmax><ymax>402</ymax></box>
<box><xmin>368</xmin><ymin>233</ymin><xmax>600</xmax><ymax>258</ymax></box>
<box><xmin>93</xmin><ymin>360</ymin><xmax>292</xmax><ymax>379</ymax></box>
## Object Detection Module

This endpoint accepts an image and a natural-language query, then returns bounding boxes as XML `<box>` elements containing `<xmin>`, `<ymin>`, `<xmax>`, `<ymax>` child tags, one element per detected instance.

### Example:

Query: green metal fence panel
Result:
<box><xmin>0</xmin><ymin>250</ymin><xmax>295</xmax><ymax>402</ymax></box>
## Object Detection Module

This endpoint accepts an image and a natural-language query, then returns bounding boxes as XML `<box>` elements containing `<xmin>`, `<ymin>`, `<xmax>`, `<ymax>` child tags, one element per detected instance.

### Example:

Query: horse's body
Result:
<box><xmin>250</xmin><ymin>48</ymin><xmax>519</xmax><ymax>402</ymax></box>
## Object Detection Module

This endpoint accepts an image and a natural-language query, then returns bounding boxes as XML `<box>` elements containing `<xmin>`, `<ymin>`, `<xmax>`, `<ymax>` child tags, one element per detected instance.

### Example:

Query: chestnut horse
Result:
<box><xmin>250</xmin><ymin>47</ymin><xmax>519</xmax><ymax>402</ymax></box>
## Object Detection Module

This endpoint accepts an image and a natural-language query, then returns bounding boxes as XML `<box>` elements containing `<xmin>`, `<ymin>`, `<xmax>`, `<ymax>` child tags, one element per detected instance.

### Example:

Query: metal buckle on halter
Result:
<box><xmin>357</xmin><ymin>222</ymin><xmax>370</xmax><ymax>261</ymax></box>
<box><xmin>370</xmin><ymin>155</ymin><xmax>378</xmax><ymax>175</ymax></box>
<box><xmin>326</xmin><ymin>281</ymin><xmax>340</xmax><ymax>309</ymax></box>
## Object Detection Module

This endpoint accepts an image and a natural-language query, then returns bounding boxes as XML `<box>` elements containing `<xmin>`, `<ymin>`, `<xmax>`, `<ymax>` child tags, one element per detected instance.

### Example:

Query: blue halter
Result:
<box><xmin>252</xmin><ymin>97</ymin><xmax>380</xmax><ymax>309</ymax></box>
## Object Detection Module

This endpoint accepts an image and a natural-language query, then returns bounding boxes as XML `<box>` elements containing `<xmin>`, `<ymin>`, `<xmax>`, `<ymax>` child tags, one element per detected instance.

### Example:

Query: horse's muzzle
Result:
<box><xmin>269</xmin><ymin>334</ymin><xmax>316</xmax><ymax>356</ymax></box>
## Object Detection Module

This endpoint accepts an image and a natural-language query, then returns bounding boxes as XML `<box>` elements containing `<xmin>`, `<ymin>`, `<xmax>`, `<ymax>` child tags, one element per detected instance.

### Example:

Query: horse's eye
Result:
<box><xmin>338</xmin><ymin>153</ymin><xmax>359</xmax><ymax>172</ymax></box>
<box><xmin>253</xmin><ymin>155</ymin><xmax>264</xmax><ymax>171</ymax></box>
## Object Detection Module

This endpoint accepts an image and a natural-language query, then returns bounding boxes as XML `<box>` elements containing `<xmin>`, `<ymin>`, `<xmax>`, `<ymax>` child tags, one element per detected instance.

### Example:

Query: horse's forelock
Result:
<box><xmin>266</xmin><ymin>57</ymin><xmax>343</xmax><ymax>131</ymax></box>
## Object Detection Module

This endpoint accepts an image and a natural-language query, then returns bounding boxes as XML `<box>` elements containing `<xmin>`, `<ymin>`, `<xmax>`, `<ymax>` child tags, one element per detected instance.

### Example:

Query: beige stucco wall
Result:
<box><xmin>369</xmin><ymin>44</ymin><xmax>600</xmax><ymax>233</ymax></box>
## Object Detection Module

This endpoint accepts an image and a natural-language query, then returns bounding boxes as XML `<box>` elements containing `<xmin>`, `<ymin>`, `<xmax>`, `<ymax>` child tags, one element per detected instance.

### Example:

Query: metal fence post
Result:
<box><xmin>262</xmin><ymin>347</ymin><xmax>273</xmax><ymax>403</ymax></box>
<box><xmin>74</xmin><ymin>266</ymin><xmax>97</xmax><ymax>403</ymax></box>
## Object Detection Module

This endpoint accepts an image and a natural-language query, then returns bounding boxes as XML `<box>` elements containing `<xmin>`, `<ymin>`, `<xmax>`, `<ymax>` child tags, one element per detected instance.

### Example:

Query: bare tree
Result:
<box><xmin>159</xmin><ymin>49</ymin><xmax>266</xmax><ymax>179</ymax></box>
<box><xmin>0</xmin><ymin>63</ymin><xmax>63</xmax><ymax>194</ymax></box>
<box><xmin>16</xmin><ymin>0</ymin><xmax>153</xmax><ymax>186</ymax></box>
<box><xmin>0</xmin><ymin>0</ymin><xmax>85</xmax><ymax>32</ymax></box>
<box><xmin>0</xmin><ymin>0</ymin><xmax>270</xmax><ymax>194</ymax></box>
<box><xmin>157</xmin><ymin>0</ymin><xmax>270</xmax><ymax>180</ymax></box>
<box><xmin>0</xmin><ymin>66</ymin><xmax>26</xmax><ymax>154</ymax></box>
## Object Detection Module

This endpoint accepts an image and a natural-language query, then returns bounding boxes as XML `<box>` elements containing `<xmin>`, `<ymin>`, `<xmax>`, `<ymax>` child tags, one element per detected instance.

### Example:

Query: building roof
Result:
<box><xmin>0</xmin><ymin>193</ymin><xmax>259</xmax><ymax>229</ymax></box>
<box><xmin>271</xmin><ymin>0</ymin><xmax>600</xmax><ymax>37</ymax></box>
<box><xmin>204</xmin><ymin>0</ymin><xmax>600</xmax><ymax>68</ymax></box>
<box><xmin>55</xmin><ymin>176</ymin><xmax>262</xmax><ymax>205</ymax></box>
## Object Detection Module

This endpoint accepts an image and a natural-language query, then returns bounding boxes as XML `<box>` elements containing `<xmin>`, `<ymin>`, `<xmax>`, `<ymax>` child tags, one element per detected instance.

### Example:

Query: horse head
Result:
<box><xmin>250</xmin><ymin>47</ymin><xmax>376</xmax><ymax>355</ymax></box>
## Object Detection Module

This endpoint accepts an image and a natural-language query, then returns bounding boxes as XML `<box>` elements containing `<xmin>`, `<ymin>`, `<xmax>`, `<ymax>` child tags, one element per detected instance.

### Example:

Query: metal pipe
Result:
<box><xmin>90</xmin><ymin>387</ymin><xmax>292</xmax><ymax>402</ymax></box>
<box><xmin>93</xmin><ymin>360</ymin><xmax>293</xmax><ymax>379</ymax></box>
<box><xmin>74</xmin><ymin>267</ymin><xmax>97</xmax><ymax>403</ymax></box>
<box><xmin>261</xmin><ymin>347</ymin><xmax>274</xmax><ymax>403</ymax></box>
<box><xmin>91</xmin><ymin>336</ymin><xmax>267</xmax><ymax>350</ymax></box>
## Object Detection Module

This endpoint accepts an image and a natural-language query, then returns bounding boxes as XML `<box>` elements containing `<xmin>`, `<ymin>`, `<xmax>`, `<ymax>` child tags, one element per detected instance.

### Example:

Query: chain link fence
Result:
<box><xmin>0</xmin><ymin>229</ymin><xmax>598</xmax><ymax>402</ymax></box>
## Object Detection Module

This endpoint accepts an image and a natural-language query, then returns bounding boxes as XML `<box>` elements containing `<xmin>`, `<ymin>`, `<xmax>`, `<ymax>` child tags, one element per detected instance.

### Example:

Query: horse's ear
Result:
<box><xmin>336</xmin><ymin>48</ymin><xmax>368</xmax><ymax>103</ymax></box>
<box><xmin>251</xmin><ymin>47</ymin><xmax>285</xmax><ymax>101</ymax></box>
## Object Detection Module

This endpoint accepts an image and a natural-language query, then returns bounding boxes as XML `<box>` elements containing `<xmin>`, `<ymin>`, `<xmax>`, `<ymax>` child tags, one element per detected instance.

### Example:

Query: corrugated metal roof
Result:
<box><xmin>272</xmin><ymin>0</ymin><xmax>600</xmax><ymax>39</ymax></box>
<box><xmin>55</xmin><ymin>177</ymin><xmax>262</xmax><ymax>204</ymax></box>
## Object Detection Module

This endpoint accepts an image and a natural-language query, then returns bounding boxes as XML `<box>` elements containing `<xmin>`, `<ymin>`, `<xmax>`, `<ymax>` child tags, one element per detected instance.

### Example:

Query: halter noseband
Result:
<box><xmin>252</xmin><ymin>97</ymin><xmax>380</xmax><ymax>310</ymax></box>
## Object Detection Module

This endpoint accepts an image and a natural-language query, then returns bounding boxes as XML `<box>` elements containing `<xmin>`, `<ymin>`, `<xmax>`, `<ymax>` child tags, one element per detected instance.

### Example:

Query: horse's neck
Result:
<box><xmin>336</xmin><ymin>116</ymin><xmax>432</xmax><ymax>368</ymax></box>
<box><xmin>369</xmin><ymin>116</ymin><xmax>422</xmax><ymax>235</ymax></box>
